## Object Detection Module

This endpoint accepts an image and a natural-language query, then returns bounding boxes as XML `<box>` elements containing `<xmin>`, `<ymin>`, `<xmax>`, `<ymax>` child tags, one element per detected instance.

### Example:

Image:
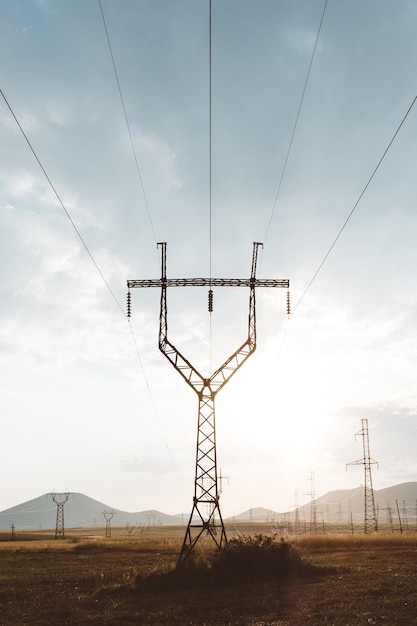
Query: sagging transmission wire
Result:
<box><xmin>97</xmin><ymin>3</ymin><xmax>180</xmax><ymax>471</ymax></box>
<box><xmin>257</xmin><ymin>0</ymin><xmax>328</xmax><ymax>362</ymax></box>
<box><xmin>263</xmin><ymin>0</ymin><xmax>328</xmax><ymax>245</ymax></box>
<box><xmin>240</xmin><ymin>3</ymin><xmax>328</xmax><ymax>480</ymax></box>
<box><xmin>0</xmin><ymin>87</ymin><xmax>177</xmax><ymax>473</ymax></box>
<box><xmin>208</xmin><ymin>0</ymin><xmax>213</xmax><ymax>370</ymax></box>
<box><xmin>293</xmin><ymin>94</ymin><xmax>417</xmax><ymax>314</ymax></box>
<box><xmin>98</xmin><ymin>0</ymin><xmax>158</xmax><ymax>249</ymax></box>
<box><xmin>0</xmin><ymin>88</ymin><xmax>124</xmax><ymax>318</ymax></box>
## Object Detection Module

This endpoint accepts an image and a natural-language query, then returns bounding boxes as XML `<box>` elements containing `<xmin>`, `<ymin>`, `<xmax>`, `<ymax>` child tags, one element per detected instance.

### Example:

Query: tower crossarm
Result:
<box><xmin>127</xmin><ymin>278</ymin><xmax>289</xmax><ymax>288</ymax></box>
<box><xmin>346</xmin><ymin>458</ymin><xmax>378</xmax><ymax>468</ymax></box>
<box><xmin>347</xmin><ymin>459</ymin><xmax>366</xmax><ymax>467</ymax></box>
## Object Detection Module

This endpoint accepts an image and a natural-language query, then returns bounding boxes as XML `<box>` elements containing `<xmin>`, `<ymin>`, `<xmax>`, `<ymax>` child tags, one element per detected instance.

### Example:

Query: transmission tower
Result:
<box><xmin>103</xmin><ymin>510</ymin><xmax>115</xmax><ymax>538</ymax></box>
<box><xmin>306</xmin><ymin>471</ymin><xmax>318</xmax><ymax>535</ymax></box>
<box><xmin>293</xmin><ymin>490</ymin><xmax>301</xmax><ymax>535</ymax></box>
<box><xmin>347</xmin><ymin>418</ymin><xmax>378</xmax><ymax>533</ymax></box>
<box><xmin>49</xmin><ymin>492</ymin><xmax>71</xmax><ymax>539</ymax></box>
<box><xmin>128</xmin><ymin>242</ymin><xmax>289</xmax><ymax>564</ymax></box>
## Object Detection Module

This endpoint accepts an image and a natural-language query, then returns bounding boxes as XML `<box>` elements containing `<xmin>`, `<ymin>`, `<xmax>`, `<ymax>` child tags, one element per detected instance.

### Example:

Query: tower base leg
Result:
<box><xmin>177</xmin><ymin>500</ymin><xmax>228</xmax><ymax>567</ymax></box>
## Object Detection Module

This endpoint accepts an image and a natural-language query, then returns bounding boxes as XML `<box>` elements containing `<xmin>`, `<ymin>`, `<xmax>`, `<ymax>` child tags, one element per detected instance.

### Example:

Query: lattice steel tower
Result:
<box><xmin>49</xmin><ymin>492</ymin><xmax>70</xmax><ymax>539</ymax></box>
<box><xmin>103</xmin><ymin>510</ymin><xmax>115</xmax><ymax>538</ymax></box>
<box><xmin>347</xmin><ymin>418</ymin><xmax>378</xmax><ymax>533</ymax></box>
<box><xmin>128</xmin><ymin>242</ymin><xmax>289</xmax><ymax>563</ymax></box>
<box><xmin>307</xmin><ymin>471</ymin><xmax>318</xmax><ymax>535</ymax></box>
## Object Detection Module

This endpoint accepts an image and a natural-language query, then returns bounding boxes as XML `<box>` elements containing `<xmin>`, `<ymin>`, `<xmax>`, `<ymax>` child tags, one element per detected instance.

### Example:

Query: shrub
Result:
<box><xmin>135</xmin><ymin>534</ymin><xmax>304</xmax><ymax>591</ymax></box>
<box><xmin>210</xmin><ymin>534</ymin><xmax>303</xmax><ymax>584</ymax></box>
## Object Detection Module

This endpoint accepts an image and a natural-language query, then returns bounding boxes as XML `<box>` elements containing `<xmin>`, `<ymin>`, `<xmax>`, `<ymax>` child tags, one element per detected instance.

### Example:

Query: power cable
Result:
<box><xmin>1</xmin><ymin>87</ymin><xmax>179</xmax><ymax>474</ymax></box>
<box><xmin>293</xmin><ymin>94</ymin><xmax>417</xmax><ymax>314</ymax></box>
<box><xmin>209</xmin><ymin>0</ymin><xmax>213</xmax><ymax>282</ymax></box>
<box><xmin>263</xmin><ymin>0</ymin><xmax>328</xmax><ymax>244</ymax></box>
<box><xmin>127</xmin><ymin>320</ymin><xmax>180</xmax><ymax>474</ymax></box>
<box><xmin>98</xmin><ymin>2</ymin><xmax>180</xmax><ymax>472</ymax></box>
<box><xmin>0</xmin><ymin>88</ymin><xmax>125</xmax><ymax>318</ymax></box>
<box><xmin>98</xmin><ymin>0</ymin><xmax>158</xmax><ymax>248</ymax></box>
<box><xmin>208</xmin><ymin>0</ymin><xmax>214</xmax><ymax>370</ymax></box>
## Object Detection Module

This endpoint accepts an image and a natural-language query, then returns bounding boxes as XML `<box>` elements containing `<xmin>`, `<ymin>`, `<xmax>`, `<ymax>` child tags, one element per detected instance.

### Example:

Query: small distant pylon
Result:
<box><xmin>10</xmin><ymin>524</ymin><xmax>16</xmax><ymax>541</ymax></box>
<box><xmin>305</xmin><ymin>471</ymin><xmax>318</xmax><ymax>535</ymax></box>
<box><xmin>347</xmin><ymin>418</ymin><xmax>378</xmax><ymax>533</ymax></box>
<box><xmin>49</xmin><ymin>492</ymin><xmax>71</xmax><ymax>539</ymax></box>
<box><xmin>293</xmin><ymin>490</ymin><xmax>301</xmax><ymax>535</ymax></box>
<box><xmin>103</xmin><ymin>511</ymin><xmax>116</xmax><ymax>538</ymax></box>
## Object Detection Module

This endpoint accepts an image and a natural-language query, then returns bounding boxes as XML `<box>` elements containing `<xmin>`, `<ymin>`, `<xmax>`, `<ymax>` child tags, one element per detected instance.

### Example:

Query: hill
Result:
<box><xmin>224</xmin><ymin>482</ymin><xmax>417</xmax><ymax>526</ymax></box>
<box><xmin>1</xmin><ymin>482</ymin><xmax>416</xmax><ymax>531</ymax></box>
<box><xmin>289</xmin><ymin>482</ymin><xmax>417</xmax><ymax>526</ymax></box>
<box><xmin>0</xmin><ymin>493</ymin><xmax>182</xmax><ymax>531</ymax></box>
<box><xmin>226</xmin><ymin>506</ymin><xmax>280</xmax><ymax>523</ymax></box>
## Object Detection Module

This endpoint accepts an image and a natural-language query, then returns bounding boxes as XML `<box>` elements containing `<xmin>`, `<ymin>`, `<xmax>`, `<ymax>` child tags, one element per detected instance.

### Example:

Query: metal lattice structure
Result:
<box><xmin>347</xmin><ymin>418</ymin><xmax>378</xmax><ymax>533</ymax></box>
<box><xmin>307</xmin><ymin>471</ymin><xmax>318</xmax><ymax>535</ymax></box>
<box><xmin>49</xmin><ymin>492</ymin><xmax>70</xmax><ymax>539</ymax></box>
<box><xmin>103</xmin><ymin>510</ymin><xmax>115</xmax><ymax>538</ymax></box>
<box><xmin>128</xmin><ymin>242</ymin><xmax>289</xmax><ymax>563</ymax></box>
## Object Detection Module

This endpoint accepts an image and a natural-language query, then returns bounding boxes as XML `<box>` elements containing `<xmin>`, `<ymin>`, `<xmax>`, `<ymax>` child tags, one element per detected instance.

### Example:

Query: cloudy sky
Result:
<box><xmin>1</xmin><ymin>0</ymin><xmax>417</xmax><ymax>518</ymax></box>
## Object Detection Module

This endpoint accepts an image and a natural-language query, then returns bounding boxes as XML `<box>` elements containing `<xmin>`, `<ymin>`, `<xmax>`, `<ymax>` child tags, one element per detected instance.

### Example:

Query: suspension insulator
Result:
<box><xmin>208</xmin><ymin>289</ymin><xmax>214</xmax><ymax>313</ymax></box>
<box><xmin>286</xmin><ymin>290</ymin><xmax>291</xmax><ymax>317</ymax></box>
<box><xmin>127</xmin><ymin>290</ymin><xmax>132</xmax><ymax>318</ymax></box>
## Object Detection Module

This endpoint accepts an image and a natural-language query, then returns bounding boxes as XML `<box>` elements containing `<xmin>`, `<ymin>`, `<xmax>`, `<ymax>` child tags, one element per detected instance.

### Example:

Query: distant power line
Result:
<box><xmin>293</xmin><ymin>94</ymin><xmax>417</xmax><ymax>314</ymax></box>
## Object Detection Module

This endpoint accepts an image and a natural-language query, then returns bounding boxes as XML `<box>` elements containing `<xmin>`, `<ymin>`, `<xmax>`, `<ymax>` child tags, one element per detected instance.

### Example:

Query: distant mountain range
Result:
<box><xmin>0</xmin><ymin>493</ymin><xmax>182</xmax><ymax>531</ymax></box>
<box><xmin>295</xmin><ymin>482</ymin><xmax>417</xmax><ymax>525</ymax></box>
<box><xmin>1</xmin><ymin>483</ymin><xmax>416</xmax><ymax>531</ymax></box>
<box><xmin>231</xmin><ymin>482</ymin><xmax>417</xmax><ymax>526</ymax></box>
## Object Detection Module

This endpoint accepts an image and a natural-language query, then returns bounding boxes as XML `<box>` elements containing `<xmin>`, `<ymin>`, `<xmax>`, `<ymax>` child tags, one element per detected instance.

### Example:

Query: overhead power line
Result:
<box><xmin>98</xmin><ymin>1</ymin><xmax>181</xmax><ymax>472</ymax></box>
<box><xmin>294</xmin><ymin>94</ymin><xmax>417</xmax><ymax>313</ymax></box>
<box><xmin>98</xmin><ymin>0</ymin><xmax>158</xmax><ymax>248</ymax></box>
<box><xmin>263</xmin><ymin>0</ymin><xmax>328</xmax><ymax>244</ymax></box>
<box><xmin>1</xmin><ymin>86</ymin><xmax>179</xmax><ymax>474</ymax></box>
<box><xmin>0</xmin><ymin>88</ymin><xmax>125</xmax><ymax>317</ymax></box>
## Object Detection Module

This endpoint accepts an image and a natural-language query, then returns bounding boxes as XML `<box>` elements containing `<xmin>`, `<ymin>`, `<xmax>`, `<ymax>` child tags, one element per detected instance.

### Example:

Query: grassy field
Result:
<box><xmin>0</xmin><ymin>524</ymin><xmax>416</xmax><ymax>625</ymax></box>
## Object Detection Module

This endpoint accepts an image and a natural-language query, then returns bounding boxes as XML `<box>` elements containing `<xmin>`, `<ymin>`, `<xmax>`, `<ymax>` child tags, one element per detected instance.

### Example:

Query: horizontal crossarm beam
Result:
<box><xmin>127</xmin><ymin>278</ymin><xmax>289</xmax><ymax>289</ymax></box>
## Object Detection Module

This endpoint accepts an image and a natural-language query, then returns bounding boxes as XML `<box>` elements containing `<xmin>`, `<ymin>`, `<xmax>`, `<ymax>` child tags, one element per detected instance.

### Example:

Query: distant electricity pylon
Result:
<box><xmin>347</xmin><ymin>418</ymin><xmax>378</xmax><ymax>533</ymax></box>
<box><xmin>103</xmin><ymin>511</ymin><xmax>116</xmax><ymax>538</ymax></box>
<box><xmin>305</xmin><ymin>471</ymin><xmax>318</xmax><ymax>535</ymax></box>
<box><xmin>293</xmin><ymin>490</ymin><xmax>301</xmax><ymax>535</ymax></box>
<box><xmin>128</xmin><ymin>242</ymin><xmax>289</xmax><ymax>564</ymax></box>
<box><xmin>49</xmin><ymin>492</ymin><xmax>71</xmax><ymax>539</ymax></box>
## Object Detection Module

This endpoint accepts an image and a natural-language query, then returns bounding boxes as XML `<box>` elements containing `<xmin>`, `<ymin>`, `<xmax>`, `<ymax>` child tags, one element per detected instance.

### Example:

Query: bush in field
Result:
<box><xmin>136</xmin><ymin>535</ymin><xmax>304</xmax><ymax>590</ymax></box>
<box><xmin>210</xmin><ymin>534</ymin><xmax>303</xmax><ymax>584</ymax></box>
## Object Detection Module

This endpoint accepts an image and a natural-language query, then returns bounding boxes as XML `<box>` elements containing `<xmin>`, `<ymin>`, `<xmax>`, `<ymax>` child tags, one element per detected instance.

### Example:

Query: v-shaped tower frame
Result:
<box><xmin>127</xmin><ymin>242</ymin><xmax>289</xmax><ymax>563</ymax></box>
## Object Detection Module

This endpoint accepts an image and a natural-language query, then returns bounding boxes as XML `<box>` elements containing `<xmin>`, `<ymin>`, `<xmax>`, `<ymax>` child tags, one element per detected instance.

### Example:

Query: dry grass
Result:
<box><xmin>0</xmin><ymin>526</ymin><xmax>416</xmax><ymax>624</ymax></box>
